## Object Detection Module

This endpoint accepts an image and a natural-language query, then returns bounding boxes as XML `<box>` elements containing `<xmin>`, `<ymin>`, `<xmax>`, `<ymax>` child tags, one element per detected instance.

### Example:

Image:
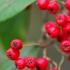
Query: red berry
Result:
<box><xmin>15</xmin><ymin>58</ymin><xmax>26</xmax><ymax>69</ymax></box>
<box><xmin>62</xmin><ymin>24</ymin><xmax>70</xmax><ymax>35</ymax></box>
<box><xmin>55</xmin><ymin>14</ymin><xmax>67</xmax><ymax>26</ymax></box>
<box><xmin>65</xmin><ymin>0</ymin><xmax>70</xmax><ymax>11</ymax></box>
<box><xmin>36</xmin><ymin>58</ymin><xmax>48</xmax><ymax>70</ymax></box>
<box><xmin>47</xmin><ymin>1</ymin><xmax>60</xmax><ymax>14</ymax></box>
<box><xmin>37</xmin><ymin>0</ymin><xmax>49</xmax><ymax>10</ymax></box>
<box><xmin>67</xmin><ymin>16</ymin><xmax>70</xmax><ymax>23</ymax></box>
<box><xmin>6</xmin><ymin>48</ymin><xmax>20</xmax><ymax>60</ymax></box>
<box><xmin>60</xmin><ymin>40</ymin><xmax>70</xmax><ymax>54</ymax></box>
<box><xmin>68</xmin><ymin>11</ymin><xmax>70</xmax><ymax>16</ymax></box>
<box><xmin>26</xmin><ymin>57</ymin><xmax>37</xmax><ymax>69</ymax></box>
<box><xmin>10</xmin><ymin>39</ymin><xmax>23</xmax><ymax>50</ymax></box>
<box><xmin>44</xmin><ymin>22</ymin><xmax>60</xmax><ymax>38</ymax></box>
<box><xmin>57</xmin><ymin>31</ymin><xmax>70</xmax><ymax>42</ymax></box>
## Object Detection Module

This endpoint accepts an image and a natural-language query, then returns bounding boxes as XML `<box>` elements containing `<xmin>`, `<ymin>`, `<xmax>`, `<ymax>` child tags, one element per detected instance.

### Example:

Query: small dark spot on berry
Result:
<box><xmin>13</xmin><ymin>42</ymin><xmax>17</xmax><ymax>47</ymax></box>
<box><xmin>29</xmin><ymin>60</ymin><xmax>33</xmax><ymax>64</ymax></box>
<box><xmin>50</xmin><ymin>8</ymin><xmax>54</xmax><ymax>12</ymax></box>
<box><xmin>64</xmin><ymin>45</ymin><xmax>68</xmax><ymax>49</ymax></box>
<box><xmin>58</xmin><ymin>17</ymin><xmax>62</xmax><ymax>20</ymax></box>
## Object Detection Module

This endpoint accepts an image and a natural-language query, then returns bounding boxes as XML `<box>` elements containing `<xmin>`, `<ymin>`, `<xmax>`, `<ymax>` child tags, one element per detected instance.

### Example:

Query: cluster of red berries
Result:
<box><xmin>37</xmin><ymin>0</ymin><xmax>60</xmax><ymax>14</ymax></box>
<box><xmin>6</xmin><ymin>39</ymin><xmax>49</xmax><ymax>70</ymax></box>
<box><xmin>15</xmin><ymin>57</ymin><xmax>49</xmax><ymax>70</ymax></box>
<box><xmin>37</xmin><ymin>0</ymin><xmax>70</xmax><ymax>54</ymax></box>
<box><xmin>6</xmin><ymin>39</ymin><xmax>22</xmax><ymax>60</ymax></box>
<box><xmin>6</xmin><ymin>0</ymin><xmax>70</xmax><ymax>70</ymax></box>
<box><xmin>44</xmin><ymin>20</ymin><xmax>70</xmax><ymax>54</ymax></box>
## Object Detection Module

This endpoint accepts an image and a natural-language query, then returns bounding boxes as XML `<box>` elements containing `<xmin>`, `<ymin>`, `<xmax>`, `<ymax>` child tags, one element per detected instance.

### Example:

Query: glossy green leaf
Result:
<box><xmin>0</xmin><ymin>0</ymin><xmax>36</xmax><ymax>21</ymax></box>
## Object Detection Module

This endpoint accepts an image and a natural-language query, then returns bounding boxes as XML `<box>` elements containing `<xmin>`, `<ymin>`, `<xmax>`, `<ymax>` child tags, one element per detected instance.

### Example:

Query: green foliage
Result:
<box><xmin>0</xmin><ymin>0</ymin><xmax>39</xmax><ymax>69</ymax></box>
<box><xmin>0</xmin><ymin>0</ymin><xmax>36</xmax><ymax>21</ymax></box>
<box><xmin>0</xmin><ymin>9</ymin><xmax>30</xmax><ymax>50</ymax></box>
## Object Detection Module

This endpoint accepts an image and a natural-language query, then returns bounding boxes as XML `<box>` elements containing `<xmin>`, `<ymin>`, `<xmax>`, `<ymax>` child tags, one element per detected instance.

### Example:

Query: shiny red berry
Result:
<box><xmin>44</xmin><ymin>22</ymin><xmax>60</xmax><ymax>38</ymax></box>
<box><xmin>6</xmin><ymin>48</ymin><xmax>20</xmax><ymax>60</ymax></box>
<box><xmin>37</xmin><ymin>0</ymin><xmax>49</xmax><ymax>10</ymax></box>
<box><xmin>60</xmin><ymin>40</ymin><xmax>70</xmax><ymax>54</ymax></box>
<box><xmin>36</xmin><ymin>58</ymin><xmax>48</xmax><ymax>70</ymax></box>
<box><xmin>55</xmin><ymin>14</ymin><xmax>67</xmax><ymax>26</ymax></box>
<box><xmin>47</xmin><ymin>1</ymin><xmax>60</xmax><ymax>14</ymax></box>
<box><xmin>15</xmin><ymin>58</ymin><xmax>26</xmax><ymax>69</ymax></box>
<box><xmin>26</xmin><ymin>57</ymin><xmax>37</xmax><ymax>69</ymax></box>
<box><xmin>10</xmin><ymin>39</ymin><xmax>23</xmax><ymax>50</ymax></box>
<box><xmin>62</xmin><ymin>24</ymin><xmax>70</xmax><ymax>35</ymax></box>
<box><xmin>65</xmin><ymin>0</ymin><xmax>70</xmax><ymax>11</ymax></box>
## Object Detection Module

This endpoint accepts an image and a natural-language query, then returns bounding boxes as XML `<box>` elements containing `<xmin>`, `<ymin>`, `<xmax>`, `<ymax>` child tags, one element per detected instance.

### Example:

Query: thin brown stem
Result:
<box><xmin>43</xmin><ymin>48</ymin><xmax>47</xmax><ymax>58</ymax></box>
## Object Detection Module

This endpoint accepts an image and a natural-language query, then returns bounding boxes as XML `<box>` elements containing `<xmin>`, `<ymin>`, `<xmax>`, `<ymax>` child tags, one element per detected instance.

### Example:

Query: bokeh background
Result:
<box><xmin>0</xmin><ymin>0</ymin><xmax>70</xmax><ymax>70</ymax></box>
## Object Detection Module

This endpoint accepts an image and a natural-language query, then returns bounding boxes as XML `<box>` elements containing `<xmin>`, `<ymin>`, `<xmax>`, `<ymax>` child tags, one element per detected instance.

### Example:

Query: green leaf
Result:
<box><xmin>0</xmin><ymin>8</ymin><xmax>30</xmax><ymax>50</ymax></box>
<box><xmin>0</xmin><ymin>0</ymin><xmax>36</xmax><ymax>21</ymax></box>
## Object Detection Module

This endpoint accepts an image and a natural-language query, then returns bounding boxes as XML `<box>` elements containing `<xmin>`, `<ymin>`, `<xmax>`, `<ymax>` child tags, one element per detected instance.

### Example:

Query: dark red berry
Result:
<box><xmin>10</xmin><ymin>39</ymin><xmax>23</xmax><ymax>50</ymax></box>
<box><xmin>60</xmin><ymin>40</ymin><xmax>70</xmax><ymax>54</ymax></box>
<box><xmin>36</xmin><ymin>58</ymin><xmax>48</xmax><ymax>70</ymax></box>
<box><xmin>47</xmin><ymin>1</ymin><xmax>60</xmax><ymax>14</ymax></box>
<box><xmin>15</xmin><ymin>58</ymin><xmax>26</xmax><ymax>69</ymax></box>
<box><xmin>57</xmin><ymin>31</ymin><xmax>70</xmax><ymax>42</ymax></box>
<box><xmin>37</xmin><ymin>0</ymin><xmax>49</xmax><ymax>10</ymax></box>
<box><xmin>44</xmin><ymin>22</ymin><xmax>60</xmax><ymax>38</ymax></box>
<box><xmin>65</xmin><ymin>0</ymin><xmax>70</xmax><ymax>11</ymax></box>
<box><xmin>26</xmin><ymin>57</ymin><xmax>37</xmax><ymax>69</ymax></box>
<box><xmin>55</xmin><ymin>14</ymin><xmax>67</xmax><ymax>26</ymax></box>
<box><xmin>6</xmin><ymin>48</ymin><xmax>20</xmax><ymax>60</ymax></box>
<box><xmin>62</xmin><ymin>24</ymin><xmax>70</xmax><ymax>35</ymax></box>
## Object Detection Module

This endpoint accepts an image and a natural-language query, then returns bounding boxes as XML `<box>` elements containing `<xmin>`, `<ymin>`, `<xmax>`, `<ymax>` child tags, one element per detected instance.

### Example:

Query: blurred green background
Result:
<box><xmin>0</xmin><ymin>0</ymin><xmax>70</xmax><ymax>70</ymax></box>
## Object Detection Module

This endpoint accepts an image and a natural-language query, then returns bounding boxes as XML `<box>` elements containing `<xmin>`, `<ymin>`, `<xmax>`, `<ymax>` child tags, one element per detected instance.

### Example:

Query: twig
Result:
<box><xmin>24</xmin><ymin>42</ymin><xmax>40</xmax><ymax>47</ymax></box>
<box><xmin>43</xmin><ymin>48</ymin><xmax>48</xmax><ymax>58</ymax></box>
<box><xmin>43</xmin><ymin>48</ymin><xmax>58</xmax><ymax>68</ymax></box>
<box><xmin>58</xmin><ymin>55</ymin><xmax>64</xmax><ymax>70</ymax></box>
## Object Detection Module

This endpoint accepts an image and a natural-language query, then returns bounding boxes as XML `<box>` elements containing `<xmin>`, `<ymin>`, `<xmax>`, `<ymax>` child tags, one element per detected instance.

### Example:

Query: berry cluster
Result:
<box><xmin>15</xmin><ymin>57</ymin><xmax>49</xmax><ymax>70</ymax></box>
<box><xmin>37</xmin><ymin>0</ymin><xmax>60</xmax><ymax>14</ymax></box>
<box><xmin>6</xmin><ymin>0</ymin><xmax>70</xmax><ymax>70</ymax></box>
<box><xmin>6</xmin><ymin>39</ymin><xmax>49</xmax><ymax>70</ymax></box>
<box><xmin>6</xmin><ymin>39</ymin><xmax>22</xmax><ymax>60</ymax></box>
<box><xmin>37</xmin><ymin>0</ymin><xmax>70</xmax><ymax>54</ymax></box>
